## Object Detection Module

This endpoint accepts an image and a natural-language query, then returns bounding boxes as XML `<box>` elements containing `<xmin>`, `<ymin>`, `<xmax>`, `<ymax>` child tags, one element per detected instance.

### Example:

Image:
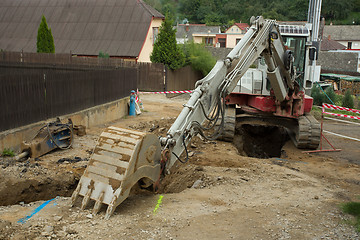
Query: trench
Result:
<box><xmin>0</xmin><ymin>158</ymin><xmax>81</xmax><ymax>206</ymax></box>
<box><xmin>233</xmin><ymin>124</ymin><xmax>289</xmax><ymax>158</ymax></box>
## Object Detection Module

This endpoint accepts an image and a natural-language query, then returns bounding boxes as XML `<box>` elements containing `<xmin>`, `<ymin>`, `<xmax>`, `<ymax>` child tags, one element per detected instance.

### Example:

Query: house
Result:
<box><xmin>323</xmin><ymin>25</ymin><xmax>360</xmax><ymax>50</ymax></box>
<box><xmin>223</xmin><ymin>23</ymin><xmax>250</xmax><ymax>48</ymax></box>
<box><xmin>321</xmin><ymin>37</ymin><xmax>347</xmax><ymax>51</ymax></box>
<box><xmin>175</xmin><ymin>24</ymin><xmax>220</xmax><ymax>46</ymax></box>
<box><xmin>0</xmin><ymin>0</ymin><xmax>164</xmax><ymax>62</ymax></box>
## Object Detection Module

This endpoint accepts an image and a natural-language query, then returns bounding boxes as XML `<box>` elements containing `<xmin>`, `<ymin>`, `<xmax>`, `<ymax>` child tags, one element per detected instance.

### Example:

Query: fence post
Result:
<box><xmin>164</xmin><ymin>64</ymin><xmax>167</xmax><ymax>91</ymax></box>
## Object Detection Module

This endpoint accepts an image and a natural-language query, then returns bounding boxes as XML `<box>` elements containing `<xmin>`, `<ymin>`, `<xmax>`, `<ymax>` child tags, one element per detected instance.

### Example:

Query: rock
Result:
<box><xmin>86</xmin><ymin>214</ymin><xmax>93</xmax><ymax>219</ymax></box>
<box><xmin>195</xmin><ymin>166</ymin><xmax>204</xmax><ymax>171</ymax></box>
<box><xmin>54</xmin><ymin>215</ymin><xmax>63</xmax><ymax>221</ymax></box>
<box><xmin>191</xmin><ymin>179</ymin><xmax>202</xmax><ymax>189</ymax></box>
<box><xmin>44</xmin><ymin>225</ymin><xmax>54</xmax><ymax>234</ymax></box>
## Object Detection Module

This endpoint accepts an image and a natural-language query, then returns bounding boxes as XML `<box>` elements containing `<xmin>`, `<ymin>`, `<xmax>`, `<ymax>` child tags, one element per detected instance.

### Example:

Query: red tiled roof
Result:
<box><xmin>234</xmin><ymin>23</ymin><xmax>250</xmax><ymax>31</ymax></box>
<box><xmin>321</xmin><ymin>38</ymin><xmax>346</xmax><ymax>51</ymax></box>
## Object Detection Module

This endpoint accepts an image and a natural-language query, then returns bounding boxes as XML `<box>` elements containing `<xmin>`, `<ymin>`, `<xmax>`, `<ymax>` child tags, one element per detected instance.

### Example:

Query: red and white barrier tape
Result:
<box><xmin>322</xmin><ymin>103</ymin><xmax>360</xmax><ymax>114</ymax></box>
<box><xmin>323</xmin><ymin>111</ymin><xmax>360</xmax><ymax>120</ymax></box>
<box><xmin>139</xmin><ymin>90</ymin><xmax>193</xmax><ymax>94</ymax></box>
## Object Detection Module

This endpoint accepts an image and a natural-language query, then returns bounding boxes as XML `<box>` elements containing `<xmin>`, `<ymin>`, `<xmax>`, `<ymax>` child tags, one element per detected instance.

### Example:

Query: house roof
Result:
<box><xmin>176</xmin><ymin>24</ymin><xmax>220</xmax><ymax>41</ymax></box>
<box><xmin>321</xmin><ymin>38</ymin><xmax>346</xmax><ymax>51</ymax></box>
<box><xmin>234</xmin><ymin>23</ymin><xmax>250</xmax><ymax>31</ymax></box>
<box><xmin>323</xmin><ymin>25</ymin><xmax>360</xmax><ymax>41</ymax></box>
<box><xmin>0</xmin><ymin>0</ymin><xmax>164</xmax><ymax>57</ymax></box>
<box><xmin>321</xmin><ymin>73</ymin><xmax>360</xmax><ymax>82</ymax></box>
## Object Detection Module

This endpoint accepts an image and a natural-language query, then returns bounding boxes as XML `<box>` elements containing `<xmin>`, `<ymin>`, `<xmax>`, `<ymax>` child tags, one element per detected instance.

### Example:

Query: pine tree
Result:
<box><xmin>342</xmin><ymin>90</ymin><xmax>354</xmax><ymax>108</ymax></box>
<box><xmin>37</xmin><ymin>15</ymin><xmax>55</xmax><ymax>53</ymax></box>
<box><xmin>150</xmin><ymin>15</ymin><xmax>184</xmax><ymax>70</ymax></box>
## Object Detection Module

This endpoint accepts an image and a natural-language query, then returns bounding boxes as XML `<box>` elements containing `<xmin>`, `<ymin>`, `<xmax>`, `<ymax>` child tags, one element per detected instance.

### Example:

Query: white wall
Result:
<box><xmin>138</xmin><ymin>18</ymin><xmax>164</xmax><ymax>62</ymax></box>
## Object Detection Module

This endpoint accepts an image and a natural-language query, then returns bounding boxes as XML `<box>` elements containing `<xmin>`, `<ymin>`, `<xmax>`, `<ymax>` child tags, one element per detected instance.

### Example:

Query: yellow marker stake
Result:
<box><xmin>153</xmin><ymin>195</ymin><xmax>163</xmax><ymax>214</ymax></box>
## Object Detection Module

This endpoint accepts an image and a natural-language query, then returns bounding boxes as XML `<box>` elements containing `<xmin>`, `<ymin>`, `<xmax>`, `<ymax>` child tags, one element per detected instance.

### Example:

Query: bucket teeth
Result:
<box><xmin>81</xmin><ymin>188</ymin><xmax>93</xmax><ymax>210</ymax></box>
<box><xmin>70</xmin><ymin>126</ymin><xmax>161</xmax><ymax>219</ymax></box>
<box><xmin>92</xmin><ymin>192</ymin><xmax>105</xmax><ymax>215</ymax></box>
<box><xmin>70</xmin><ymin>183</ymin><xmax>81</xmax><ymax>207</ymax></box>
<box><xmin>104</xmin><ymin>196</ymin><xmax>117</xmax><ymax>220</ymax></box>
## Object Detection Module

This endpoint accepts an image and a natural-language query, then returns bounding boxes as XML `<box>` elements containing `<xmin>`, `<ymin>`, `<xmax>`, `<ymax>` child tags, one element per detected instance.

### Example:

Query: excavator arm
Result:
<box><xmin>160</xmin><ymin>16</ymin><xmax>296</xmax><ymax>171</ymax></box>
<box><xmin>71</xmin><ymin>16</ymin><xmax>297</xmax><ymax>218</ymax></box>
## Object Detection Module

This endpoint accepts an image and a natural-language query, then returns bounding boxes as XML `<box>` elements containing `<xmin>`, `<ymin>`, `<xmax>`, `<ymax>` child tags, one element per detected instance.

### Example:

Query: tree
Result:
<box><xmin>342</xmin><ymin>90</ymin><xmax>354</xmax><ymax>108</ymax></box>
<box><xmin>182</xmin><ymin>41</ymin><xmax>216</xmax><ymax>76</ymax></box>
<box><xmin>37</xmin><ymin>15</ymin><xmax>55</xmax><ymax>53</ymax></box>
<box><xmin>150</xmin><ymin>15</ymin><xmax>185</xmax><ymax>70</ymax></box>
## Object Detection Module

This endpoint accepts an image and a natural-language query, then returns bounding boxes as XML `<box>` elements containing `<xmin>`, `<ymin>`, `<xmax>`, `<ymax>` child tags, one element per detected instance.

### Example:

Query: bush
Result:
<box><xmin>1</xmin><ymin>148</ymin><xmax>14</xmax><ymax>157</ymax></box>
<box><xmin>342</xmin><ymin>90</ymin><xmax>354</xmax><ymax>108</ymax></box>
<box><xmin>335</xmin><ymin>94</ymin><xmax>343</xmax><ymax>106</ymax></box>
<box><xmin>99</xmin><ymin>51</ymin><xmax>109</xmax><ymax>58</ymax></box>
<box><xmin>311</xmin><ymin>85</ymin><xmax>325</xmax><ymax>106</ymax></box>
<box><xmin>181</xmin><ymin>41</ymin><xmax>216</xmax><ymax>76</ymax></box>
<box><xmin>324</xmin><ymin>87</ymin><xmax>336</xmax><ymax>104</ymax></box>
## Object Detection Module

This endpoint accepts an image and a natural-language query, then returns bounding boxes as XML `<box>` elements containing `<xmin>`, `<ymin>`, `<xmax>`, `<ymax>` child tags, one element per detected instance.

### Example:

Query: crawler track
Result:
<box><xmin>219</xmin><ymin>109</ymin><xmax>321</xmax><ymax>150</ymax></box>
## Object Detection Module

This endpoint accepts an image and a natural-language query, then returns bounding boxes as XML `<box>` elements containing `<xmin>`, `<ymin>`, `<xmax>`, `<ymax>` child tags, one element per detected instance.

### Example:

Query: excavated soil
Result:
<box><xmin>0</xmin><ymin>94</ymin><xmax>359</xmax><ymax>240</ymax></box>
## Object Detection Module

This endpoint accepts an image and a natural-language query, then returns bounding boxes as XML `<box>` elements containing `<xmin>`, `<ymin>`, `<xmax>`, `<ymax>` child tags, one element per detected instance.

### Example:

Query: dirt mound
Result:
<box><xmin>158</xmin><ymin>164</ymin><xmax>205</xmax><ymax>193</ymax></box>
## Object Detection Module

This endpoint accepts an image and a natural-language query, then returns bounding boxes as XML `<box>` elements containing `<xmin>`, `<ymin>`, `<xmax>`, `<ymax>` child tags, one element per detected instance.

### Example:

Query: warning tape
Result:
<box><xmin>139</xmin><ymin>90</ymin><xmax>193</xmax><ymax>94</ymax></box>
<box><xmin>322</xmin><ymin>103</ymin><xmax>360</xmax><ymax>114</ymax></box>
<box><xmin>323</xmin><ymin>111</ymin><xmax>360</xmax><ymax>120</ymax></box>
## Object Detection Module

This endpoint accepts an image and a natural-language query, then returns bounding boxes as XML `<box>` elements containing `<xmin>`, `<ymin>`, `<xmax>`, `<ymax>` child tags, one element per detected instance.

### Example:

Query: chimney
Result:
<box><xmin>186</xmin><ymin>22</ymin><xmax>189</xmax><ymax>32</ymax></box>
<box><xmin>328</xmin><ymin>35</ymin><xmax>331</xmax><ymax>40</ymax></box>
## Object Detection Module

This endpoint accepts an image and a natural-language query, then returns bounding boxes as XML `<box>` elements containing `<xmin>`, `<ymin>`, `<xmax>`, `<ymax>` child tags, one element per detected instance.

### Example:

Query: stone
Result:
<box><xmin>44</xmin><ymin>225</ymin><xmax>54</xmax><ymax>234</ymax></box>
<box><xmin>191</xmin><ymin>179</ymin><xmax>202</xmax><ymax>189</ymax></box>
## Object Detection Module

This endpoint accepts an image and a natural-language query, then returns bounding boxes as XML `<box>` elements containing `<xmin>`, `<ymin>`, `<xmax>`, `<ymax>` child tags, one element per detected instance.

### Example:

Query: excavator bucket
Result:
<box><xmin>71</xmin><ymin>126</ymin><xmax>161</xmax><ymax>219</ymax></box>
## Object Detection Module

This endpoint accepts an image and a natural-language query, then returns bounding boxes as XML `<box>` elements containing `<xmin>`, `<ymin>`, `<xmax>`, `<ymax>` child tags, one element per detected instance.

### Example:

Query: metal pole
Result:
<box><xmin>320</xmin><ymin>106</ymin><xmax>324</xmax><ymax>150</ymax></box>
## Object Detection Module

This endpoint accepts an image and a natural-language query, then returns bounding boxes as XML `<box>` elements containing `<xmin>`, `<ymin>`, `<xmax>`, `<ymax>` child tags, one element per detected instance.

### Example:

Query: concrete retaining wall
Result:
<box><xmin>0</xmin><ymin>97</ymin><xmax>128</xmax><ymax>153</ymax></box>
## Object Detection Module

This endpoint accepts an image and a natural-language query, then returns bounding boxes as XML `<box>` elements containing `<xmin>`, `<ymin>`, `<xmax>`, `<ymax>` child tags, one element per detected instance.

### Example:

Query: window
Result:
<box><xmin>153</xmin><ymin>27</ymin><xmax>159</xmax><ymax>44</ymax></box>
<box><xmin>282</xmin><ymin>36</ymin><xmax>306</xmax><ymax>86</ymax></box>
<box><xmin>205</xmin><ymin>37</ymin><xmax>213</xmax><ymax>45</ymax></box>
<box><xmin>236</xmin><ymin>38</ymin><xmax>241</xmax><ymax>45</ymax></box>
<box><xmin>348</xmin><ymin>42</ymin><xmax>353</xmax><ymax>49</ymax></box>
<box><xmin>218</xmin><ymin>38</ymin><xmax>226</xmax><ymax>48</ymax></box>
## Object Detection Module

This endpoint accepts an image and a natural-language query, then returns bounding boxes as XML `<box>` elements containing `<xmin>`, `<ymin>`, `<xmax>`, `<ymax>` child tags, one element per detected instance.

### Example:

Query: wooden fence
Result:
<box><xmin>0</xmin><ymin>62</ymin><xmax>137</xmax><ymax>132</ymax></box>
<box><xmin>0</xmin><ymin>51</ymin><xmax>166</xmax><ymax>91</ymax></box>
<box><xmin>0</xmin><ymin>51</ymin><xmax>201</xmax><ymax>132</ymax></box>
<box><xmin>166</xmin><ymin>65</ymin><xmax>203</xmax><ymax>91</ymax></box>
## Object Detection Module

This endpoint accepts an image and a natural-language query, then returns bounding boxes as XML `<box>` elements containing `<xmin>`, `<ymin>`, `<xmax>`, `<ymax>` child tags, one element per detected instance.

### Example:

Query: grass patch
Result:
<box><xmin>311</xmin><ymin>105</ymin><xmax>360</xmax><ymax>123</ymax></box>
<box><xmin>1</xmin><ymin>148</ymin><xmax>15</xmax><ymax>157</ymax></box>
<box><xmin>340</xmin><ymin>201</ymin><xmax>360</xmax><ymax>232</ymax></box>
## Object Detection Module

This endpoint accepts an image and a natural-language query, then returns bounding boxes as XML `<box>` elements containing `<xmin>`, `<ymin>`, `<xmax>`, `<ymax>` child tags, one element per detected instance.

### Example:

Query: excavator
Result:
<box><xmin>71</xmin><ymin>0</ymin><xmax>322</xmax><ymax>219</ymax></box>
